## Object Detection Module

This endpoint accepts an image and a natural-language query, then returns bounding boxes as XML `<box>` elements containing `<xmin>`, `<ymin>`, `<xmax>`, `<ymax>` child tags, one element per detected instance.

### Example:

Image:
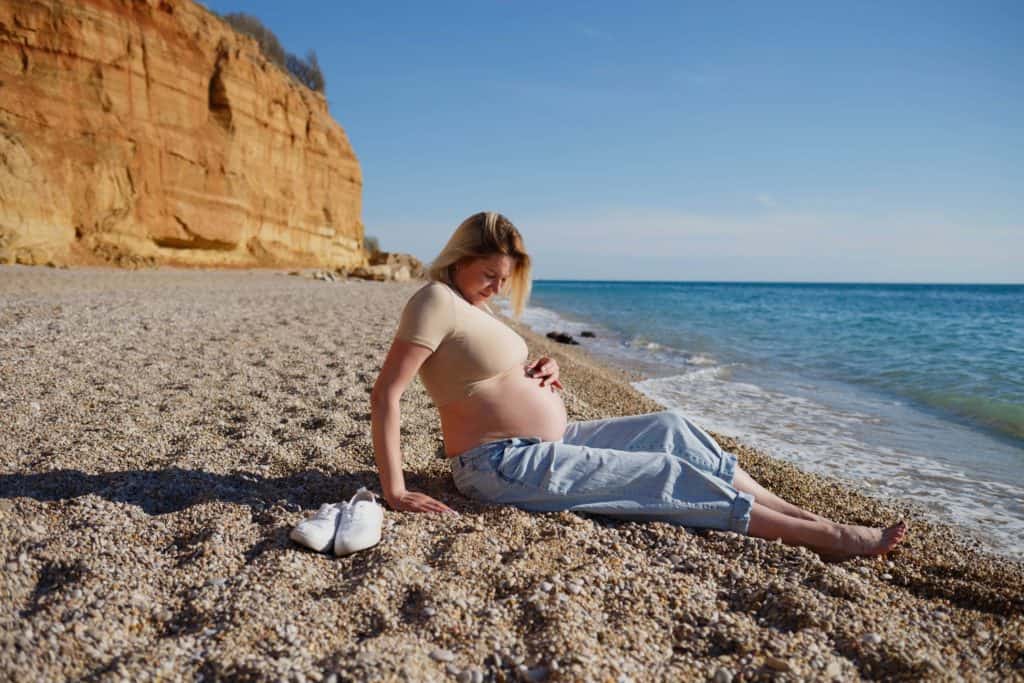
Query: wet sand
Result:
<box><xmin>1</xmin><ymin>266</ymin><xmax>1021</xmax><ymax>681</ymax></box>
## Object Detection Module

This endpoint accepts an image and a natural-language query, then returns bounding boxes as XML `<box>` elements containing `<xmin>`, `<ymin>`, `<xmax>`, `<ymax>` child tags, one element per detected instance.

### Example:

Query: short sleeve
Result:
<box><xmin>394</xmin><ymin>283</ymin><xmax>454</xmax><ymax>352</ymax></box>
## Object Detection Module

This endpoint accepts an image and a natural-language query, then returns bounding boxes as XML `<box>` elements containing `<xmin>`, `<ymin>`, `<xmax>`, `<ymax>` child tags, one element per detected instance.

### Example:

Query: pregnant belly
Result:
<box><xmin>439</xmin><ymin>369</ymin><xmax>568</xmax><ymax>456</ymax></box>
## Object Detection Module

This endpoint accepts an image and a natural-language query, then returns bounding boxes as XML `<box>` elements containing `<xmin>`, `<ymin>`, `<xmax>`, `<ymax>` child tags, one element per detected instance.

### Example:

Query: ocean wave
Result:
<box><xmin>909</xmin><ymin>390</ymin><xmax>1024</xmax><ymax>442</ymax></box>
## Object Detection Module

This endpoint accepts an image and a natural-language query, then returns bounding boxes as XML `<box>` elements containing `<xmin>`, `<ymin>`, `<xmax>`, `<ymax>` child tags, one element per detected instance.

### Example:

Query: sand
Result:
<box><xmin>1</xmin><ymin>266</ymin><xmax>1021</xmax><ymax>682</ymax></box>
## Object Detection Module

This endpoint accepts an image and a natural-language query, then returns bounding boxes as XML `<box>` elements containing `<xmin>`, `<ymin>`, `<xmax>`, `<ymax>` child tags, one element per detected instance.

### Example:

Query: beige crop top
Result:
<box><xmin>394</xmin><ymin>281</ymin><xmax>529</xmax><ymax>407</ymax></box>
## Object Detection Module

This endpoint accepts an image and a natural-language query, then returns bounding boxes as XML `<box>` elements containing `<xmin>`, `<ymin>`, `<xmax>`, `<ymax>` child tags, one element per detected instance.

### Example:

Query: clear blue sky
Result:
<box><xmin>203</xmin><ymin>1</ymin><xmax>1023</xmax><ymax>282</ymax></box>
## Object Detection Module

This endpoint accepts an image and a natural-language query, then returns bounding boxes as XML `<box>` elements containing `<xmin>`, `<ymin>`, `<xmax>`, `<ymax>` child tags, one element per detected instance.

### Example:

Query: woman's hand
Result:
<box><xmin>526</xmin><ymin>357</ymin><xmax>563</xmax><ymax>391</ymax></box>
<box><xmin>386</xmin><ymin>489</ymin><xmax>458</xmax><ymax>514</ymax></box>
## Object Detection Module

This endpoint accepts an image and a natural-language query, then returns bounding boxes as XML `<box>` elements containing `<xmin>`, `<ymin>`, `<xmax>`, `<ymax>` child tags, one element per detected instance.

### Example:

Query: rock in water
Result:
<box><xmin>546</xmin><ymin>332</ymin><xmax>579</xmax><ymax>345</ymax></box>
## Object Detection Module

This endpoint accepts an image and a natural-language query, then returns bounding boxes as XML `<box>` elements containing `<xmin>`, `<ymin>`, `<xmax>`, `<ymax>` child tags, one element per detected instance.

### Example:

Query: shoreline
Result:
<box><xmin>1</xmin><ymin>268</ymin><xmax>1022</xmax><ymax>681</ymax></box>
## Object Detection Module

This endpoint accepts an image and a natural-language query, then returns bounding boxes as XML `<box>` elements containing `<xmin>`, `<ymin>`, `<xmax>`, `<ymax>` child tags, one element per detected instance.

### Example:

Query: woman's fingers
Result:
<box><xmin>541</xmin><ymin>369</ymin><xmax>560</xmax><ymax>387</ymax></box>
<box><xmin>537</xmin><ymin>362</ymin><xmax>557</xmax><ymax>382</ymax></box>
<box><xmin>396</xmin><ymin>491</ymin><xmax>456</xmax><ymax>514</ymax></box>
<box><xmin>527</xmin><ymin>358</ymin><xmax>562</xmax><ymax>389</ymax></box>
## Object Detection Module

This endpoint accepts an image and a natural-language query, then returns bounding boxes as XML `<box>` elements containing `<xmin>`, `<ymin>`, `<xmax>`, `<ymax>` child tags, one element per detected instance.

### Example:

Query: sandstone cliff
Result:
<box><xmin>0</xmin><ymin>0</ymin><xmax>364</xmax><ymax>268</ymax></box>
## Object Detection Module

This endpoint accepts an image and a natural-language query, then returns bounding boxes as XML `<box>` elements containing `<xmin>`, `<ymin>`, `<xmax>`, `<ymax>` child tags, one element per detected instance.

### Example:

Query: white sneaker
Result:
<box><xmin>333</xmin><ymin>488</ymin><xmax>384</xmax><ymax>556</ymax></box>
<box><xmin>289</xmin><ymin>503</ymin><xmax>343</xmax><ymax>553</ymax></box>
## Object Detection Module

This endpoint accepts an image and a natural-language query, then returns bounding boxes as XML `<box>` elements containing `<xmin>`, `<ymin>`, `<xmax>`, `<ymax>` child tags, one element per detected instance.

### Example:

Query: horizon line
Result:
<box><xmin>532</xmin><ymin>278</ymin><xmax>1024</xmax><ymax>286</ymax></box>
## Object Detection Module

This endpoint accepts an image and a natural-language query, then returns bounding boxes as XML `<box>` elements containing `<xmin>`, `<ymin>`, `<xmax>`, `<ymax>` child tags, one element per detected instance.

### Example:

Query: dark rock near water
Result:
<box><xmin>546</xmin><ymin>332</ymin><xmax>579</xmax><ymax>345</ymax></box>
<box><xmin>580</xmin><ymin>330</ymin><xmax>596</xmax><ymax>338</ymax></box>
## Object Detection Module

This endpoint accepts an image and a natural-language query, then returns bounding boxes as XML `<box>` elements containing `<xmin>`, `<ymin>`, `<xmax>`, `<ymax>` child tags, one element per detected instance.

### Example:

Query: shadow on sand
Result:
<box><xmin>0</xmin><ymin>466</ymin><xmax>457</xmax><ymax>515</ymax></box>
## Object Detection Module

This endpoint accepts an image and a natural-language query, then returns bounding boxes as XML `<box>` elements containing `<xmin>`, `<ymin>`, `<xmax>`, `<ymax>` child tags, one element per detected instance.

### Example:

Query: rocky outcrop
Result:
<box><xmin>299</xmin><ymin>252</ymin><xmax>425</xmax><ymax>282</ymax></box>
<box><xmin>0</xmin><ymin>0</ymin><xmax>364</xmax><ymax>268</ymax></box>
<box><xmin>362</xmin><ymin>251</ymin><xmax>425</xmax><ymax>281</ymax></box>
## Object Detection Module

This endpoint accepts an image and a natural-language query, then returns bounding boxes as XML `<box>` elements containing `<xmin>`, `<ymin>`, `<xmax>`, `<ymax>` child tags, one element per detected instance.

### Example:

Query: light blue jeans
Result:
<box><xmin>450</xmin><ymin>411</ymin><xmax>754</xmax><ymax>533</ymax></box>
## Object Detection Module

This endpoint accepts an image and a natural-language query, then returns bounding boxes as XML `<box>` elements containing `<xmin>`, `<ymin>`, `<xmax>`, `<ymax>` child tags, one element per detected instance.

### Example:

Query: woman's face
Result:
<box><xmin>453</xmin><ymin>253</ymin><xmax>516</xmax><ymax>307</ymax></box>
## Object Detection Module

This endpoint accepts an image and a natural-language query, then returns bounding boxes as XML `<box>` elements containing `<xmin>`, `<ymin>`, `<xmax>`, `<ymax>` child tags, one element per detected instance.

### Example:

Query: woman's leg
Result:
<box><xmin>453</xmin><ymin>431</ymin><xmax>907</xmax><ymax>559</ymax></box>
<box><xmin>731</xmin><ymin>466</ymin><xmax>828</xmax><ymax>523</ymax></box>
<box><xmin>748</xmin><ymin>503</ymin><xmax>907</xmax><ymax>559</ymax></box>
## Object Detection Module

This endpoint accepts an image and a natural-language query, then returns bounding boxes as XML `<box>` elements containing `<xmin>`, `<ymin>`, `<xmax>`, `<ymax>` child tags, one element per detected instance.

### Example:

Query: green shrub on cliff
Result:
<box><xmin>286</xmin><ymin>50</ymin><xmax>326</xmax><ymax>93</ymax></box>
<box><xmin>220</xmin><ymin>13</ymin><xmax>285</xmax><ymax>67</ymax></box>
<box><xmin>220</xmin><ymin>12</ymin><xmax>326</xmax><ymax>94</ymax></box>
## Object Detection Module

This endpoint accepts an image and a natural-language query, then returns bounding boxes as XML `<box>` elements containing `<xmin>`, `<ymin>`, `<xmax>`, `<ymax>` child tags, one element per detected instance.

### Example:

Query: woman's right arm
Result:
<box><xmin>370</xmin><ymin>338</ymin><xmax>456</xmax><ymax>514</ymax></box>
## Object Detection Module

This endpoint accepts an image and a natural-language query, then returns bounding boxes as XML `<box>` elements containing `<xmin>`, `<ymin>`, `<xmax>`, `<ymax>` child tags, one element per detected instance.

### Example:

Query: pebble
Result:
<box><xmin>763</xmin><ymin>656</ymin><xmax>791</xmax><ymax>672</ymax></box>
<box><xmin>430</xmin><ymin>649</ymin><xmax>455</xmax><ymax>663</ymax></box>
<box><xmin>862</xmin><ymin>633</ymin><xmax>883</xmax><ymax>646</ymax></box>
<box><xmin>539</xmin><ymin>581</ymin><xmax>553</xmax><ymax>592</ymax></box>
<box><xmin>712</xmin><ymin>667</ymin><xmax>733</xmax><ymax>683</ymax></box>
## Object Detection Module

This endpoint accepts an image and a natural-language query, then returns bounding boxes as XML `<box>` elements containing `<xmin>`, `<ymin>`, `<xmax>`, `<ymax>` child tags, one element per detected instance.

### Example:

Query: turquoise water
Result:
<box><xmin>515</xmin><ymin>281</ymin><xmax>1024</xmax><ymax>558</ymax></box>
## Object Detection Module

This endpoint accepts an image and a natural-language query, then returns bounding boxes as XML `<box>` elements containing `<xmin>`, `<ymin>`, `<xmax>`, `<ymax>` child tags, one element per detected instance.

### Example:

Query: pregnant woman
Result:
<box><xmin>370</xmin><ymin>212</ymin><xmax>906</xmax><ymax>559</ymax></box>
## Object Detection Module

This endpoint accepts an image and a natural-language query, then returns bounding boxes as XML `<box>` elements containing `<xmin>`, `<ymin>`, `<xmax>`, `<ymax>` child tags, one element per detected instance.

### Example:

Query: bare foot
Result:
<box><xmin>819</xmin><ymin>521</ymin><xmax>907</xmax><ymax>561</ymax></box>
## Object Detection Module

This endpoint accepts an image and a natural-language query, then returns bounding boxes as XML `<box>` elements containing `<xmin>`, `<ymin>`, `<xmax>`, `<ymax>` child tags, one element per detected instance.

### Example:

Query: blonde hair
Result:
<box><xmin>427</xmin><ymin>212</ymin><xmax>532</xmax><ymax>317</ymax></box>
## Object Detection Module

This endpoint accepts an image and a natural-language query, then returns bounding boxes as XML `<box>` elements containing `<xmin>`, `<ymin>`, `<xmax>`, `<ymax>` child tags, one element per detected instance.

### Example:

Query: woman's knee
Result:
<box><xmin>653</xmin><ymin>410</ymin><xmax>687</xmax><ymax>432</ymax></box>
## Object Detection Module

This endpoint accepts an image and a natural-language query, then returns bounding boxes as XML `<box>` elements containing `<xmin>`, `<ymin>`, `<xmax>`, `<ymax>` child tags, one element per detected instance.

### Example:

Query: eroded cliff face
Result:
<box><xmin>0</xmin><ymin>0</ymin><xmax>364</xmax><ymax>268</ymax></box>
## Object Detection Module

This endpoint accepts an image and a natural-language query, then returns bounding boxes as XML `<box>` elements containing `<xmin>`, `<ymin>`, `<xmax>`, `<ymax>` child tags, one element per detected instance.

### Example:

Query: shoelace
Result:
<box><xmin>311</xmin><ymin>505</ymin><xmax>336</xmax><ymax>520</ymax></box>
<box><xmin>345</xmin><ymin>502</ymin><xmax>375</xmax><ymax>522</ymax></box>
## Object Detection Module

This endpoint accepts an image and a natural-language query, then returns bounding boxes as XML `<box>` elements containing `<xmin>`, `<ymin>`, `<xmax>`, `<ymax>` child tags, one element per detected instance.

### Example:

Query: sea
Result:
<box><xmin>509</xmin><ymin>281</ymin><xmax>1024</xmax><ymax>560</ymax></box>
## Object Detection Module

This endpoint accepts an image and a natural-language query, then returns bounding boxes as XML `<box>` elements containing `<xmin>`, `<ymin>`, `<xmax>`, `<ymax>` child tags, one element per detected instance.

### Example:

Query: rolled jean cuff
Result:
<box><xmin>730</xmin><ymin>491</ymin><xmax>755</xmax><ymax>534</ymax></box>
<box><xmin>717</xmin><ymin>451</ymin><xmax>739</xmax><ymax>484</ymax></box>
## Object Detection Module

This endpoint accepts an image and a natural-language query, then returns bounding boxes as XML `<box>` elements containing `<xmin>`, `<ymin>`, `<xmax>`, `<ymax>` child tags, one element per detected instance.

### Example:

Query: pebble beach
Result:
<box><xmin>1</xmin><ymin>266</ymin><xmax>1022</xmax><ymax>681</ymax></box>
